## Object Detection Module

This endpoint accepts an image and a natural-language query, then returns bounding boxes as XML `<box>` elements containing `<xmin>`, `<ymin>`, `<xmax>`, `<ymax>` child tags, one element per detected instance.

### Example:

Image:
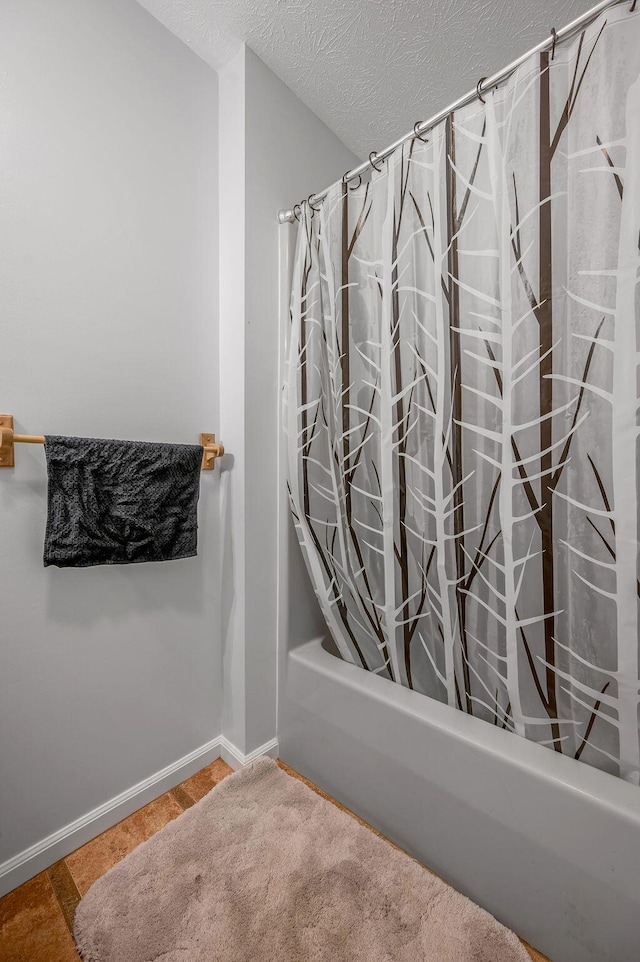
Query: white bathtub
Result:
<box><xmin>278</xmin><ymin>635</ymin><xmax>640</xmax><ymax>962</ymax></box>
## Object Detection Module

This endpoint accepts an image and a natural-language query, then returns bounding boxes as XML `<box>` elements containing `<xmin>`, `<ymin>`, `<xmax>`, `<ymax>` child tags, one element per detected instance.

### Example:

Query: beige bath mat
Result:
<box><xmin>74</xmin><ymin>758</ymin><xmax>530</xmax><ymax>962</ymax></box>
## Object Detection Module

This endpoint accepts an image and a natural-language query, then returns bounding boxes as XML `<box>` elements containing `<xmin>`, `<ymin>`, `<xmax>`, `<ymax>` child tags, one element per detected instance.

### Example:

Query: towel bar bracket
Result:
<box><xmin>200</xmin><ymin>433</ymin><xmax>224</xmax><ymax>471</ymax></box>
<box><xmin>0</xmin><ymin>416</ymin><xmax>15</xmax><ymax>468</ymax></box>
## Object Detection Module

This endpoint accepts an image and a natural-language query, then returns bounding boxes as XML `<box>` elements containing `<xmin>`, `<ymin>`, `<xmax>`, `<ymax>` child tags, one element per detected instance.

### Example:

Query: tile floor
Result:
<box><xmin>0</xmin><ymin>757</ymin><xmax>548</xmax><ymax>962</ymax></box>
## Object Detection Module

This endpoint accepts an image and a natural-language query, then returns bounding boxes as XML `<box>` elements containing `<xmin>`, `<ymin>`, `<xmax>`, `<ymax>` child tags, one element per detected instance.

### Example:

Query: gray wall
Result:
<box><xmin>219</xmin><ymin>46</ymin><xmax>358</xmax><ymax>754</ymax></box>
<box><xmin>0</xmin><ymin>0</ymin><xmax>221</xmax><ymax>865</ymax></box>
<box><xmin>244</xmin><ymin>48</ymin><xmax>359</xmax><ymax>751</ymax></box>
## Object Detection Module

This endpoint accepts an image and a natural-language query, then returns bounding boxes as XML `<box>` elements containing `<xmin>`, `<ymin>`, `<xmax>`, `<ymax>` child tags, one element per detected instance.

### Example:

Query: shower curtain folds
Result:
<box><xmin>284</xmin><ymin>3</ymin><xmax>640</xmax><ymax>785</ymax></box>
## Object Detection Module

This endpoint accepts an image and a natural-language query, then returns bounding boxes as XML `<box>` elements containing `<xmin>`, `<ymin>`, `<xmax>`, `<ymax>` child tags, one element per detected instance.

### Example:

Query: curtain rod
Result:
<box><xmin>277</xmin><ymin>0</ymin><xmax>628</xmax><ymax>224</ymax></box>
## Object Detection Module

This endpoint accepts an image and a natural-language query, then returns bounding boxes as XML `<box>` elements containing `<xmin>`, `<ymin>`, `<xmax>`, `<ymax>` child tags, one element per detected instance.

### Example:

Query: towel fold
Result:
<box><xmin>43</xmin><ymin>436</ymin><xmax>203</xmax><ymax>568</ymax></box>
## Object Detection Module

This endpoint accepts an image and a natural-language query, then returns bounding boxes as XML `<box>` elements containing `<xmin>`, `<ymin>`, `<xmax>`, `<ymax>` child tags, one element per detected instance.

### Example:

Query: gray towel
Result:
<box><xmin>43</xmin><ymin>436</ymin><xmax>202</xmax><ymax>567</ymax></box>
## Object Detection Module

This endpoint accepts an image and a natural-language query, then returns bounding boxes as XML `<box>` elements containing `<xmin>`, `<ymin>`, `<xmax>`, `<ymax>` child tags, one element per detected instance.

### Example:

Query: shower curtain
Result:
<box><xmin>284</xmin><ymin>3</ymin><xmax>640</xmax><ymax>784</ymax></box>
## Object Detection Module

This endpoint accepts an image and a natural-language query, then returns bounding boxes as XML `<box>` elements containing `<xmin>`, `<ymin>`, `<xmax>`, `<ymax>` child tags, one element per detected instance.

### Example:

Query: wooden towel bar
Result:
<box><xmin>0</xmin><ymin>415</ymin><xmax>224</xmax><ymax>471</ymax></box>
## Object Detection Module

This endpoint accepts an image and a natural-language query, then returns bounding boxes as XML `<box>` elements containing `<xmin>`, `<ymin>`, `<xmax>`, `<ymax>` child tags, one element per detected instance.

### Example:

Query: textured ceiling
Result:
<box><xmin>135</xmin><ymin>0</ymin><xmax>592</xmax><ymax>158</ymax></box>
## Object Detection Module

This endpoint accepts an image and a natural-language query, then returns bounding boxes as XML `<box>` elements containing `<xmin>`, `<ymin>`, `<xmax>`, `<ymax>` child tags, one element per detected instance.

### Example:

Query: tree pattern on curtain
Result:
<box><xmin>284</xmin><ymin>5</ymin><xmax>640</xmax><ymax>784</ymax></box>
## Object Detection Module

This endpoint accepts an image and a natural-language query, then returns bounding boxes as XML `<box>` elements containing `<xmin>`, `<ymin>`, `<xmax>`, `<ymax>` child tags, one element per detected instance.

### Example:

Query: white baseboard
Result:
<box><xmin>0</xmin><ymin>733</ymin><xmax>279</xmax><ymax>898</ymax></box>
<box><xmin>218</xmin><ymin>735</ymin><xmax>280</xmax><ymax>771</ymax></box>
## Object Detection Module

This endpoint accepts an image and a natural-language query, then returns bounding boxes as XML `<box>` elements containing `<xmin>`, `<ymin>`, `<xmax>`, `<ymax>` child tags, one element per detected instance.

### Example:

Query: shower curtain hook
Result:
<box><xmin>308</xmin><ymin>193</ymin><xmax>322</xmax><ymax>213</ymax></box>
<box><xmin>550</xmin><ymin>27</ymin><xmax>558</xmax><ymax>60</ymax></box>
<box><xmin>293</xmin><ymin>204</ymin><xmax>302</xmax><ymax>222</ymax></box>
<box><xmin>369</xmin><ymin>151</ymin><xmax>384</xmax><ymax>172</ymax></box>
<box><xmin>476</xmin><ymin>76</ymin><xmax>487</xmax><ymax>104</ymax></box>
<box><xmin>342</xmin><ymin>170</ymin><xmax>362</xmax><ymax>191</ymax></box>
<box><xmin>413</xmin><ymin>122</ymin><xmax>429</xmax><ymax>143</ymax></box>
